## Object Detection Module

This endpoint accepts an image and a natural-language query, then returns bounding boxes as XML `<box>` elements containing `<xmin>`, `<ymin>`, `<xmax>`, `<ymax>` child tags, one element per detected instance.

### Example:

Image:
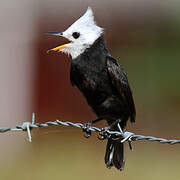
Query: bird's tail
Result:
<box><xmin>105</xmin><ymin>122</ymin><xmax>125</xmax><ymax>170</ymax></box>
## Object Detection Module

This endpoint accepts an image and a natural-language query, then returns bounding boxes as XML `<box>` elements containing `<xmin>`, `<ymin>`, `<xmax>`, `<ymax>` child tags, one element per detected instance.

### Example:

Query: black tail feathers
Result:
<box><xmin>105</xmin><ymin>138</ymin><xmax>125</xmax><ymax>171</ymax></box>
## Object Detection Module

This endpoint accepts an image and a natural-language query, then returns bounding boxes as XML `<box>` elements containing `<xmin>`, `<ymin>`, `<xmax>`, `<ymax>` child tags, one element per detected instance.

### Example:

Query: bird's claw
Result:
<box><xmin>82</xmin><ymin>122</ymin><xmax>92</xmax><ymax>138</ymax></box>
<box><xmin>98</xmin><ymin>127</ymin><xmax>111</xmax><ymax>140</ymax></box>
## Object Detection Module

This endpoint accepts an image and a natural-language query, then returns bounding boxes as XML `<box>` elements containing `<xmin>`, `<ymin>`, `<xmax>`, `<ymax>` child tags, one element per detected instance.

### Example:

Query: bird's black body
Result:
<box><xmin>70</xmin><ymin>35</ymin><xmax>136</xmax><ymax>170</ymax></box>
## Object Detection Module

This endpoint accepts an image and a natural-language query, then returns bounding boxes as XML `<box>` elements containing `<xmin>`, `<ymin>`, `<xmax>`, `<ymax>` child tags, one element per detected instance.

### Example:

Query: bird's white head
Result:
<box><xmin>47</xmin><ymin>7</ymin><xmax>104</xmax><ymax>59</ymax></box>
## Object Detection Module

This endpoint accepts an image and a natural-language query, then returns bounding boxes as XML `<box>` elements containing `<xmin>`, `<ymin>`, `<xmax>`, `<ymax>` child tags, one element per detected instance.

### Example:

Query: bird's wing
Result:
<box><xmin>106</xmin><ymin>56</ymin><xmax>136</xmax><ymax>122</ymax></box>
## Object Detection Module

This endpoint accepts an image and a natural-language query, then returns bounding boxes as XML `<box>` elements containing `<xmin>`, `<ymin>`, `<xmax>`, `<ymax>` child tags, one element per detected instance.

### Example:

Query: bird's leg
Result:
<box><xmin>98</xmin><ymin>119</ymin><xmax>121</xmax><ymax>140</ymax></box>
<box><xmin>83</xmin><ymin>117</ymin><xmax>103</xmax><ymax>138</ymax></box>
<box><xmin>98</xmin><ymin>119</ymin><xmax>126</xmax><ymax>140</ymax></box>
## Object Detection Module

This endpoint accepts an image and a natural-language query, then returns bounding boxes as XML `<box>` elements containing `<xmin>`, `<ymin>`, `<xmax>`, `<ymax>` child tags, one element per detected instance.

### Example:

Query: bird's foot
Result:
<box><xmin>82</xmin><ymin>118</ymin><xmax>104</xmax><ymax>138</ymax></box>
<box><xmin>82</xmin><ymin>122</ymin><xmax>92</xmax><ymax>138</ymax></box>
<box><xmin>98</xmin><ymin>121</ymin><xmax>123</xmax><ymax>141</ymax></box>
<box><xmin>98</xmin><ymin>127</ymin><xmax>111</xmax><ymax>140</ymax></box>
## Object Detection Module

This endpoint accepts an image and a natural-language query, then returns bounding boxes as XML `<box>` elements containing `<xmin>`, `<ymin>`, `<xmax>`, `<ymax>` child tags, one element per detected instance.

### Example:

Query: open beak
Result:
<box><xmin>46</xmin><ymin>32</ymin><xmax>72</xmax><ymax>53</ymax></box>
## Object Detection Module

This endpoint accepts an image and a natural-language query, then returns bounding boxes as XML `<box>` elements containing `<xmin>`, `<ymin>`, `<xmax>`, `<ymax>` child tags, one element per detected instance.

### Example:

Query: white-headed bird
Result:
<box><xmin>47</xmin><ymin>7</ymin><xmax>136</xmax><ymax>171</ymax></box>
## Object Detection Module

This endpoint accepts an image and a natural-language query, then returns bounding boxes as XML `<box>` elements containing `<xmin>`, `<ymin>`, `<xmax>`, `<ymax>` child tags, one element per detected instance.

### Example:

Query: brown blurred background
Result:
<box><xmin>0</xmin><ymin>0</ymin><xmax>180</xmax><ymax>179</ymax></box>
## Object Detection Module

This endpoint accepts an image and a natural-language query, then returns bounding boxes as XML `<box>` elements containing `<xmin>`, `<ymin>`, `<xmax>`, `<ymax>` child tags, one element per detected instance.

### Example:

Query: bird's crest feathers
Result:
<box><xmin>61</xmin><ymin>7</ymin><xmax>104</xmax><ymax>58</ymax></box>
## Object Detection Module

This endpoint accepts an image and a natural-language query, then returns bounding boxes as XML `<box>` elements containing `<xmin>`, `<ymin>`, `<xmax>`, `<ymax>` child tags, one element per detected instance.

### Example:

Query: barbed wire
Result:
<box><xmin>0</xmin><ymin>113</ymin><xmax>180</xmax><ymax>145</ymax></box>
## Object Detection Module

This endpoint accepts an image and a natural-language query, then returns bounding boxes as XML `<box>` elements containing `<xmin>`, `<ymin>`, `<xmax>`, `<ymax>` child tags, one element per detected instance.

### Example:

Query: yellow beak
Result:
<box><xmin>47</xmin><ymin>42</ymin><xmax>72</xmax><ymax>53</ymax></box>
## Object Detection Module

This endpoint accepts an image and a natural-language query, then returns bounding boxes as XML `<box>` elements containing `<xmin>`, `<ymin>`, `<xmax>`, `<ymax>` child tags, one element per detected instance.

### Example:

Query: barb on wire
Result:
<box><xmin>0</xmin><ymin>113</ymin><xmax>180</xmax><ymax>145</ymax></box>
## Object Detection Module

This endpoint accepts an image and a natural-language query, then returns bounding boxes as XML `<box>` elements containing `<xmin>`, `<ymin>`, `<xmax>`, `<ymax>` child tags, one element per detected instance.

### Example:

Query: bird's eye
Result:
<box><xmin>72</xmin><ymin>32</ymin><xmax>80</xmax><ymax>39</ymax></box>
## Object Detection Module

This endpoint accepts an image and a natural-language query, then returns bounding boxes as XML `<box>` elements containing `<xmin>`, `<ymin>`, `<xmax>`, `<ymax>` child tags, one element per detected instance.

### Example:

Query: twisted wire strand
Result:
<box><xmin>0</xmin><ymin>113</ymin><xmax>179</xmax><ymax>144</ymax></box>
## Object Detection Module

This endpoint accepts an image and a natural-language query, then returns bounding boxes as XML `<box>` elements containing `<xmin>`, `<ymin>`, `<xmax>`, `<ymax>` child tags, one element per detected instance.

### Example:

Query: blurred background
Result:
<box><xmin>0</xmin><ymin>0</ymin><xmax>180</xmax><ymax>179</ymax></box>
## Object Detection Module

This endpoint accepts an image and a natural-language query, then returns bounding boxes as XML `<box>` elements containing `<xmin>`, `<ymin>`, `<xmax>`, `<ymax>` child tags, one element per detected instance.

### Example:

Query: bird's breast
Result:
<box><xmin>70</xmin><ymin>61</ymin><xmax>111</xmax><ymax>106</ymax></box>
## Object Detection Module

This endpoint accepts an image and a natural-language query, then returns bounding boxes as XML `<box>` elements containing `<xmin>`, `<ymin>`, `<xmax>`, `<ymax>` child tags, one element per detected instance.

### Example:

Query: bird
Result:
<box><xmin>47</xmin><ymin>7</ymin><xmax>136</xmax><ymax>171</ymax></box>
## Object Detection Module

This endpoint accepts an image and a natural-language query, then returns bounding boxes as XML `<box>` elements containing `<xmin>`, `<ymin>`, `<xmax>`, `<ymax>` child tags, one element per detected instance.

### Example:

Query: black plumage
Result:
<box><xmin>70</xmin><ymin>35</ymin><xmax>136</xmax><ymax>170</ymax></box>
